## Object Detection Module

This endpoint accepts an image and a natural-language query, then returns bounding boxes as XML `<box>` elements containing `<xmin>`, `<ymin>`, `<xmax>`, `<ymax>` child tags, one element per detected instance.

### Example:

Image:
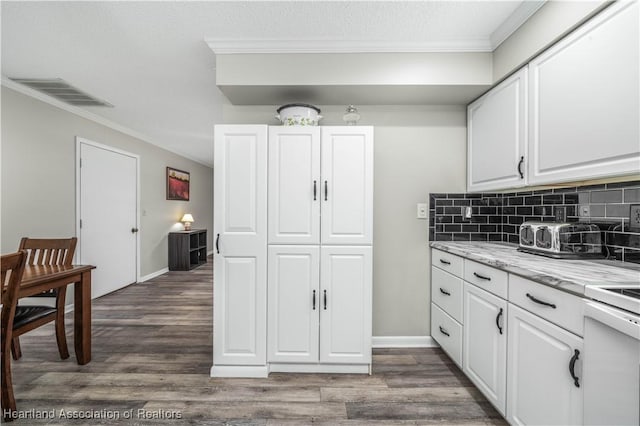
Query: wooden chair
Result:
<box><xmin>1</xmin><ymin>250</ymin><xmax>28</xmax><ymax>417</ymax></box>
<box><xmin>11</xmin><ymin>237</ymin><xmax>77</xmax><ymax>361</ymax></box>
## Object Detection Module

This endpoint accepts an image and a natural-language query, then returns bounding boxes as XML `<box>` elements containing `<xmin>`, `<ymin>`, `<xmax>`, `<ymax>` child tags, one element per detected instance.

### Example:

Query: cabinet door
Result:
<box><xmin>463</xmin><ymin>283</ymin><xmax>507</xmax><ymax>416</ymax></box>
<box><xmin>507</xmin><ymin>304</ymin><xmax>583</xmax><ymax>425</ymax></box>
<box><xmin>213</xmin><ymin>125</ymin><xmax>267</xmax><ymax>366</ymax></box>
<box><xmin>267</xmin><ymin>246</ymin><xmax>320</xmax><ymax>363</ymax></box>
<box><xmin>467</xmin><ymin>68</ymin><xmax>527</xmax><ymax>192</ymax></box>
<box><xmin>528</xmin><ymin>1</ymin><xmax>640</xmax><ymax>185</ymax></box>
<box><xmin>320</xmin><ymin>246</ymin><xmax>372</xmax><ymax>364</ymax></box>
<box><xmin>321</xmin><ymin>127</ymin><xmax>373</xmax><ymax>245</ymax></box>
<box><xmin>268</xmin><ymin>127</ymin><xmax>321</xmax><ymax>244</ymax></box>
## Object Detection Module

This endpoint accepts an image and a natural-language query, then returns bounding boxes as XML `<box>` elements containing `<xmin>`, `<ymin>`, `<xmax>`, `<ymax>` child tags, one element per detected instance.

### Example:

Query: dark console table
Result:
<box><xmin>168</xmin><ymin>229</ymin><xmax>207</xmax><ymax>271</ymax></box>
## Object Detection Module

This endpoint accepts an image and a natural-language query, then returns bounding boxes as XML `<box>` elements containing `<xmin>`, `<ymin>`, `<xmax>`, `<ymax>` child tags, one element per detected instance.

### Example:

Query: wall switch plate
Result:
<box><xmin>629</xmin><ymin>204</ymin><xmax>640</xmax><ymax>231</ymax></box>
<box><xmin>554</xmin><ymin>206</ymin><xmax>566</xmax><ymax>222</ymax></box>
<box><xmin>416</xmin><ymin>203</ymin><xmax>428</xmax><ymax>219</ymax></box>
<box><xmin>579</xmin><ymin>205</ymin><xmax>590</xmax><ymax>218</ymax></box>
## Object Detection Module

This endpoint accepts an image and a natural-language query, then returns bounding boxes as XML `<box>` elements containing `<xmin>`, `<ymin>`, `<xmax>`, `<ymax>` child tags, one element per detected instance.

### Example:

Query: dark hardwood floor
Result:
<box><xmin>9</xmin><ymin>257</ymin><xmax>506</xmax><ymax>425</ymax></box>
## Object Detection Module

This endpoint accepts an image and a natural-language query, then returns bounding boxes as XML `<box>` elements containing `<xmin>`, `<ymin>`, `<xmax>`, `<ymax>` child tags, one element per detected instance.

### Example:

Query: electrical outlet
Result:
<box><xmin>629</xmin><ymin>204</ymin><xmax>640</xmax><ymax>231</ymax></box>
<box><xmin>462</xmin><ymin>206</ymin><xmax>473</xmax><ymax>220</ymax></box>
<box><xmin>579</xmin><ymin>205</ymin><xmax>590</xmax><ymax>218</ymax></box>
<box><xmin>554</xmin><ymin>207</ymin><xmax>566</xmax><ymax>222</ymax></box>
<box><xmin>417</xmin><ymin>203</ymin><xmax>428</xmax><ymax>219</ymax></box>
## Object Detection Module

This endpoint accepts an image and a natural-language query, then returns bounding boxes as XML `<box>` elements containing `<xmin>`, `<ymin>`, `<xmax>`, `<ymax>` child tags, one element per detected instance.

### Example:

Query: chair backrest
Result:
<box><xmin>18</xmin><ymin>237</ymin><xmax>77</xmax><ymax>266</ymax></box>
<box><xmin>1</xmin><ymin>251</ymin><xmax>28</xmax><ymax>335</ymax></box>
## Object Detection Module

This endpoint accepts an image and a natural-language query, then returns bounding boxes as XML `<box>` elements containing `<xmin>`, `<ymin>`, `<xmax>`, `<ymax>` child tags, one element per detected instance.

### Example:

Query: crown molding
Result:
<box><xmin>205</xmin><ymin>38</ymin><xmax>494</xmax><ymax>54</ymax></box>
<box><xmin>1</xmin><ymin>76</ymin><xmax>212</xmax><ymax>167</ymax></box>
<box><xmin>490</xmin><ymin>0</ymin><xmax>547</xmax><ymax>49</ymax></box>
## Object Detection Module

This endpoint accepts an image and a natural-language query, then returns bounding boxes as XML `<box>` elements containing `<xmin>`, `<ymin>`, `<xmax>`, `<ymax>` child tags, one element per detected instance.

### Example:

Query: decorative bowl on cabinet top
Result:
<box><xmin>276</xmin><ymin>103</ymin><xmax>322</xmax><ymax>126</ymax></box>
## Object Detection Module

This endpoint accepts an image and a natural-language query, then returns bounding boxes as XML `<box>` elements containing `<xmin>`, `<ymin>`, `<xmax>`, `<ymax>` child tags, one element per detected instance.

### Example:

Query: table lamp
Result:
<box><xmin>181</xmin><ymin>213</ymin><xmax>194</xmax><ymax>231</ymax></box>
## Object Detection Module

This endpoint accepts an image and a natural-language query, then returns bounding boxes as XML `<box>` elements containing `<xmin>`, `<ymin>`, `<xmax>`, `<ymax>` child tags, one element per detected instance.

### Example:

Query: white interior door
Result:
<box><xmin>213</xmin><ymin>125</ymin><xmax>267</xmax><ymax>367</ymax></box>
<box><xmin>77</xmin><ymin>138</ymin><xmax>138</xmax><ymax>299</ymax></box>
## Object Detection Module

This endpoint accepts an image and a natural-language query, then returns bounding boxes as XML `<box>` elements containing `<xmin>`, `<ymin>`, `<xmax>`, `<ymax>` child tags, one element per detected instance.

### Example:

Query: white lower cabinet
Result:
<box><xmin>431</xmin><ymin>303</ymin><xmax>463</xmax><ymax>368</ymax></box>
<box><xmin>431</xmin><ymin>249</ymin><xmax>588</xmax><ymax>424</ymax></box>
<box><xmin>430</xmin><ymin>252</ymin><xmax>464</xmax><ymax>368</ymax></box>
<box><xmin>463</xmin><ymin>283</ymin><xmax>507</xmax><ymax>416</ymax></box>
<box><xmin>431</xmin><ymin>266</ymin><xmax>463</xmax><ymax>323</ymax></box>
<box><xmin>267</xmin><ymin>246</ymin><xmax>319</xmax><ymax>363</ymax></box>
<box><xmin>268</xmin><ymin>245</ymin><xmax>372</xmax><ymax>368</ymax></box>
<box><xmin>507</xmin><ymin>303</ymin><xmax>583</xmax><ymax>426</ymax></box>
<box><xmin>320</xmin><ymin>246</ymin><xmax>372</xmax><ymax>365</ymax></box>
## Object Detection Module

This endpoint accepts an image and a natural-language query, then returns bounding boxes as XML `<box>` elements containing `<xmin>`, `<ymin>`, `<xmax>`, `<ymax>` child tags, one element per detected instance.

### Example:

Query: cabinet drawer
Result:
<box><xmin>431</xmin><ymin>303</ymin><xmax>463</xmax><ymax>367</ymax></box>
<box><xmin>432</xmin><ymin>249</ymin><xmax>463</xmax><ymax>277</ymax></box>
<box><xmin>431</xmin><ymin>266</ymin><xmax>463</xmax><ymax>323</ymax></box>
<box><xmin>464</xmin><ymin>260</ymin><xmax>508</xmax><ymax>299</ymax></box>
<box><xmin>509</xmin><ymin>275</ymin><xmax>584</xmax><ymax>336</ymax></box>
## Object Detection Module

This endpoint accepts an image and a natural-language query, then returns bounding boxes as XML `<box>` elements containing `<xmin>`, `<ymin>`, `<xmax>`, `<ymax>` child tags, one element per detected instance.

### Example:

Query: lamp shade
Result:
<box><xmin>181</xmin><ymin>214</ymin><xmax>194</xmax><ymax>223</ymax></box>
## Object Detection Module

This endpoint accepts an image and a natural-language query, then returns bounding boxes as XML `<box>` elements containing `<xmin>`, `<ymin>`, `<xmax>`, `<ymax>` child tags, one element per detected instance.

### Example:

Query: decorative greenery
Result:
<box><xmin>283</xmin><ymin>116</ymin><xmax>319</xmax><ymax>126</ymax></box>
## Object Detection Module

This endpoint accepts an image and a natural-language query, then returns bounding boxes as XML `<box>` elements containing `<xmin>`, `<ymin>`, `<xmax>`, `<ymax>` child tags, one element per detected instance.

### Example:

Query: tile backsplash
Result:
<box><xmin>429</xmin><ymin>179</ymin><xmax>640</xmax><ymax>263</ymax></box>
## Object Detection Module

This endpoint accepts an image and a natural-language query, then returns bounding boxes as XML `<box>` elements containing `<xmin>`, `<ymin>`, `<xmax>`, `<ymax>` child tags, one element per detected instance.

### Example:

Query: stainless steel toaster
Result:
<box><xmin>518</xmin><ymin>222</ymin><xmax>603</xmax><ymax>258</ymax></box>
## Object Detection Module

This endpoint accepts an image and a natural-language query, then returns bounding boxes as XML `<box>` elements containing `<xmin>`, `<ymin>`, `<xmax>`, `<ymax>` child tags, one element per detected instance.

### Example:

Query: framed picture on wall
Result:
<box><xmin>166</xmin><ymin>167</ymin><xmax>190</xmax><ymax>201</ymax></box>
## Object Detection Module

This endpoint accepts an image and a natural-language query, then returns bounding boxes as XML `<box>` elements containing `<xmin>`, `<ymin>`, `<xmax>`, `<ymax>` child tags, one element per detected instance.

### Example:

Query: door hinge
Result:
<box><xmin>79</xmin><ymin>219</ymin><xmax>83</xmax><ymax>229</ymax></box>
<box><xmin>80</xmin><ymin>158</ymin><xmax>82</xmax><ymax>168</ymax></box>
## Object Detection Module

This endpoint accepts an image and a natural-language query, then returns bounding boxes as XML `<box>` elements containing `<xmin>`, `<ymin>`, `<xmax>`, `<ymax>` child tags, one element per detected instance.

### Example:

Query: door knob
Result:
<box><xmin>131</xmin><ymin>228</ymin><xmax>139</xmax><ymax>233</ymax></box>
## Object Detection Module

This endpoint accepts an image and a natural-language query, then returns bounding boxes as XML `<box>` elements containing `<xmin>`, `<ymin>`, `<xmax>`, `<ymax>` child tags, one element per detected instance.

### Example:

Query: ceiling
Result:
<box><xmin>1</xmin><ymin>1</ymin><xmax>543</xmax><ymax>167</ymax></box>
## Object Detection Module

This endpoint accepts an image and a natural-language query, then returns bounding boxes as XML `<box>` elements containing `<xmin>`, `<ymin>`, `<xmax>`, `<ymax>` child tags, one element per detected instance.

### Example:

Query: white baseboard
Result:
<box><xmin>269</xmin><ymin>363</ymin><xmax>370</xmax><ymax>374</ymax></box>
<box><xmin>211</xmin><ymin>365</ymin><xmax>269</xmax><ymax>378</ymax></box>
<box><xmin>372</xmin><ymin>336</ymin><xmax>439</xmax><ymax>348</ymax></box>
<box><xmin>139</xmin><ymin>268</ymin><xmax>169</xmax><ymax>282</ymax></box>
<box><xmin>207</xmin><ymin>250</ymin><xmax>214</xmax><ymax>256</ymax></box>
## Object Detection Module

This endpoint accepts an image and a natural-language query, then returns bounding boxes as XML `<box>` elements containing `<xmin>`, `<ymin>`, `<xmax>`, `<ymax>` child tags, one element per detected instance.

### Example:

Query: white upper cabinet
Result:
<box><xmin>213</xmin><ymin>125</ymin><xmax>268</xmax><ymax>369</ymax></box>
<box><xmin>528</xmin><ymin>0</ymin><xmax>640</xmax><ymax>185</ymax></box>
<box><xmin>467</xmin><ymin>68</ymin><xmax>528</xmax><ymax>192</ymax></box>
<box><xmin>268</xmin><ymin>127</ymin><xmax>321</xmax><ymax>244</ymax></box>
<box><xmin>321</xmin><ymin>127</ymin><xmax>374</xmax><ymax>245</ymax></box>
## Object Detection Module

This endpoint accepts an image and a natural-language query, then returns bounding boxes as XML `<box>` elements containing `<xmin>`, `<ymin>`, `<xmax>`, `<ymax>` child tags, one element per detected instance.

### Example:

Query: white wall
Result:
<box><xmin>1</xmin><ymin>86</ymin><xmax>214</xmax><ymax>278</ymax></box>
<box><xmin>493</xmin><ymin>0</ymin><xmax>609</xmax><ymax>82</ymax></box>
<box><xmin>222</xmin><ymin>105</ymin><xmax>467</xmax><ymax>337</ymax></box>
<box><xmin>216</xmin><ymin>52</ymin><xmax>493</xmax><ymax>106</ymax></box>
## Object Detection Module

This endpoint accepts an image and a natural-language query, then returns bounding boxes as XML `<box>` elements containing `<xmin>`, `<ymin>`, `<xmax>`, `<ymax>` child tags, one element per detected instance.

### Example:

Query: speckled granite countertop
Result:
<box><xmin>430</xmin><ymin>241</ymin><xmax>640</xmax><ymax>296</ymax></box>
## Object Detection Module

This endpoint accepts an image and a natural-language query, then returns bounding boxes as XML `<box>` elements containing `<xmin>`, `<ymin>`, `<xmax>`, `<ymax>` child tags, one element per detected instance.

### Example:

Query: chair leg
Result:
<box><xmin>10</xmin><ymin>337</ymin><xmax>21</xmax><ymax>361</ymax></box>
<box><xmin>2</xmin><ymin>334</ymin><xmax>17</xmax><ymax>420</ymax></box>
<box><xmin>55</xmin><ymin>286</ymin><xmax>70</xmax><ymax>360</ymax></box>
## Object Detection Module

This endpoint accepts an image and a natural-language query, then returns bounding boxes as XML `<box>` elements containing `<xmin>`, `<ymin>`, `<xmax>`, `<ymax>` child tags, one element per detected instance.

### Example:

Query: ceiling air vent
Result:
<box><xmin>9</xmin><ymin>78</ymin><xmax>113</xmax><ymax>107</ymax></box>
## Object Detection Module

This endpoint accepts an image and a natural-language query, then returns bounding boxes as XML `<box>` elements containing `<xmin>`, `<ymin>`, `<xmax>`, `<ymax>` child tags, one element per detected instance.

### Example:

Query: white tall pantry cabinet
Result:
<box><xmin>213</xmin><ymin>125</ymin><xmax>373</xmax><ymax>377</ymax></box>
